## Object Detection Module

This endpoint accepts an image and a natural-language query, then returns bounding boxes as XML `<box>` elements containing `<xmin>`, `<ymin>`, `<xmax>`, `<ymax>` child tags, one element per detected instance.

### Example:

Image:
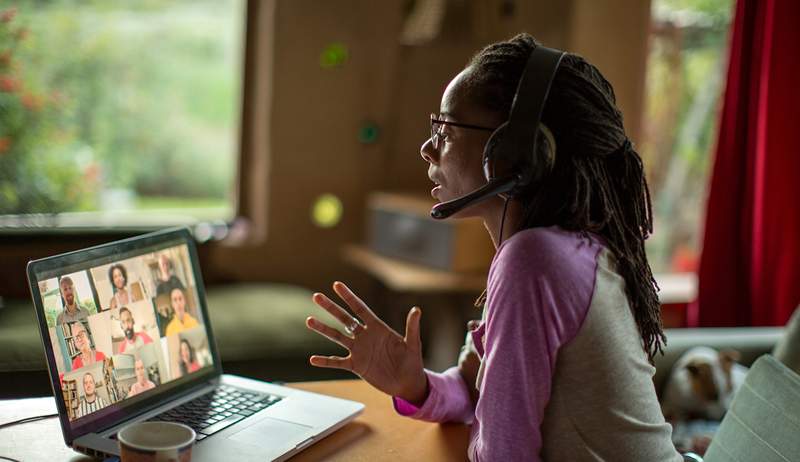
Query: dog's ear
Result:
<box><xmin>719</xmin><ymin>350</ymin><xmax>741</xmax><ymax>374</ymax></box>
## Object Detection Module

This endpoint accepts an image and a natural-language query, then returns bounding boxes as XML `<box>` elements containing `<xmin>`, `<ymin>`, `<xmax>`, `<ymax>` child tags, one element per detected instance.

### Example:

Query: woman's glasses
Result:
<box><xmin>430</xmin><ymin>113</ymin><xmax>495</xmax><ymax>150</ymax></box>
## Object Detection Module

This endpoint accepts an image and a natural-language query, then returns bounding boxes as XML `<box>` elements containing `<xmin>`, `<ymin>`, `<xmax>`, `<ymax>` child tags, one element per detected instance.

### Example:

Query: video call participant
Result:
<box><xmin>155</xmin><ymin>254</ymin><xmax>184</xmax><ymax>297</ymax></box>
<box><xmin>127</xmin><ymin>359</ymin><xmax>156</xmax><ymax>397</ymax></box>
<box><xmin>179</xmin><ymin>339</ymin><xmax>201</xmax><ymax>376</ymax></box>
<box><xmin>71</xmin><ymin>322</ymin><xmax>106</xmax><ymax>370</ymax></box>
<box><xmin>56</xmin><ymin>276</ymin><xmax>91</xmax><ymax>325</ymax></box>
<box><xmin>165</xmin><ymin>287</ymin><xmax>198</xmax><ymax>336</ymax></box>
<box><xmin>108</xmin><ymin>263</ymin><xmax>133</xmax><ymax>309</ymax></box>
<box><xmin>117</xmin><ymin>307</ymin><xmax>153</xmax><ymax>354</ymax></box>
<box><xmin>78</xmin><ymin>372</ymin><xmax>107</xmax><ymax>418</ymax></box>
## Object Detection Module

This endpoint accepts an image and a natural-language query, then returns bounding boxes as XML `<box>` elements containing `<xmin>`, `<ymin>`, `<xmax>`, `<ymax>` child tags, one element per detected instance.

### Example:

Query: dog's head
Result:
<box><xmin>685</xmin><ymin>349</ymin><xmax>741</xmax><ymax>402</ymax></box>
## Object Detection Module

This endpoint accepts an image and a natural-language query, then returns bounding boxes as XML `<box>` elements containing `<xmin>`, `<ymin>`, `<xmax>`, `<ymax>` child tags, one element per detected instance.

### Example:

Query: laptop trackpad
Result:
<box><xmin>228</xmin><ymin>416</ymin><xmax>313</xmax><ymax>448</ymax></box>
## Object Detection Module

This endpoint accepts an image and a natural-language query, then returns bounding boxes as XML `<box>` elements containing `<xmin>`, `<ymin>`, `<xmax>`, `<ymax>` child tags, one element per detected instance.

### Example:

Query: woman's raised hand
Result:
<box><xmin>306</xmin><ymin>281</ymin><xmax>428</xmax><ymax>405</ymax></box>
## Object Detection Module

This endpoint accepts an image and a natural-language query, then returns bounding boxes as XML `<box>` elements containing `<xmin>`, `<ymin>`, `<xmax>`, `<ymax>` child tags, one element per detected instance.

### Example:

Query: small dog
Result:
<box><xmin>662</xmin><ymin>346</ymin><xmax>748</xmax><ymax>422</ymax></box>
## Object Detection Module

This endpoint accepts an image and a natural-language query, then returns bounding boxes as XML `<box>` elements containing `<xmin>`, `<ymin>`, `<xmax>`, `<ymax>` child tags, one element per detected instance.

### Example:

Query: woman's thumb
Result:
<box><xmin>404</xmin><ymin>306</ymin><xmax>422</xmax><ymax>349</ymax></box>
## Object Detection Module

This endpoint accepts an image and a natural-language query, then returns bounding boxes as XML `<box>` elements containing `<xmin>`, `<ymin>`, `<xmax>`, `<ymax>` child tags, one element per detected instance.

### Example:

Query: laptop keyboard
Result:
<box><xmin>146</xmin><ymin>385</ymin><xmax>283</xmax><ymax>442</ymax></box>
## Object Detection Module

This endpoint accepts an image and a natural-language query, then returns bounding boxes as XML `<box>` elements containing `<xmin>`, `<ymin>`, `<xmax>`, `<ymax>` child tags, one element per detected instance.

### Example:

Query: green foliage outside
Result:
<box><xmin>0</xmin><ymin>1</ymin><xmax>243</xmax><ymax>218</ymax></box>
<box><xmin>642</xmin><ymin>0</ymin><xmax>734</xmax><ymax>273</ymax></box>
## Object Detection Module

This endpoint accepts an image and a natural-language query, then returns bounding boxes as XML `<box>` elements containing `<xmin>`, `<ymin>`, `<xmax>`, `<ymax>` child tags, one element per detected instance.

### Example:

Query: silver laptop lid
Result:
<box><xmin>27</xmin><ymin>227</ymin><xmax>223</xmax><ymax>445</ymax></box>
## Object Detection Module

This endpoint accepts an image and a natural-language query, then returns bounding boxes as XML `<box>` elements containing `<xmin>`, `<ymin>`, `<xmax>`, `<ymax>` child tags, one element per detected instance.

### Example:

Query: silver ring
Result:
<box><xmin>344</xmin><ymin>319</ymin><xmax>360</xmax><ymax>336</ymax></box>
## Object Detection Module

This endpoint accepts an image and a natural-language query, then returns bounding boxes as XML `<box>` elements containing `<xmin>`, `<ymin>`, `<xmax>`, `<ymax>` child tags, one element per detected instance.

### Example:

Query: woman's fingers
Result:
<box><xmin>309</xmin><ymin>355</ymin><xmax>353</xmax><ymax>371</ymax></box>
<box><xmin>312</xmin><ymin>292</ymin><xmax>360</xmax><ymax>328</ymax></box>
<box><xmin>332</xmin><ymin>281</ymin><xmax>379</xmax><ymax>325</ymax></box>
<box><xmin>306</xmin><ymin>317</ymin><xmax>354</xmax><ymax>349</ymax></box>
<box><xmin>404</xmin><ymin>307</ymin><xmax>422</xmax><ymax>353</ymax></box>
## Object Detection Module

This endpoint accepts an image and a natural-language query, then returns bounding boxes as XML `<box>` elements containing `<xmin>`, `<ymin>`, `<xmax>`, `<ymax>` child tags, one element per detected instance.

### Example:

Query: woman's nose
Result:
<box><xmin>420</xmin><ymin>137</ymin><xmax>438</xmax><ymax>164</ymax></box>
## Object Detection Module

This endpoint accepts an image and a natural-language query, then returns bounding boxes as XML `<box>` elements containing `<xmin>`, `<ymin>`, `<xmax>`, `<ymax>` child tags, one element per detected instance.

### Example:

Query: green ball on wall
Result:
<box><xmin>320</xmin><ymin>43</ymin><xmax>348</xmax><ymax>68</ymax></box>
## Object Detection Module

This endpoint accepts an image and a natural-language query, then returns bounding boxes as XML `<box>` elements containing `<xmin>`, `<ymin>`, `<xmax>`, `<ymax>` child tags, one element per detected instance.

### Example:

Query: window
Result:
<box><xmin>641</xmin><ymin>0</ymin><xmax>735</xmax><ymax>274</ymax></box>
<box><xmin>0</xmin><ymin>0</ymin><xmax>245</xmax><ymax>228</ymax></box>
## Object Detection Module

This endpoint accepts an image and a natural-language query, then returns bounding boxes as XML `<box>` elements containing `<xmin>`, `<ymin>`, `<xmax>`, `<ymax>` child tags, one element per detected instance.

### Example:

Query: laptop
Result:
<box><xmin>27</xmin><ymin>227</ymin><xmax>364</xmax><ymax>461</ymax></box>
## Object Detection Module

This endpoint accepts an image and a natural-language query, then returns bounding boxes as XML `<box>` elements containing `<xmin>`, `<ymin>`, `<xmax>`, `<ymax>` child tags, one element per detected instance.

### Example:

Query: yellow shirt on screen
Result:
<box><xmin>165</xmin><ymin>313</ymin><xmax>199</xmax><ymax>336</ymax></box>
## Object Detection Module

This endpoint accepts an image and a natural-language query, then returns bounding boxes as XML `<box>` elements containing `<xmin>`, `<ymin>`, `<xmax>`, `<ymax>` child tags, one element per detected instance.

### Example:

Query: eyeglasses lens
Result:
<box><xmin>430</xmin><ymin>114</ymin><xmax>441</xmax><ymax>150</ymax></box>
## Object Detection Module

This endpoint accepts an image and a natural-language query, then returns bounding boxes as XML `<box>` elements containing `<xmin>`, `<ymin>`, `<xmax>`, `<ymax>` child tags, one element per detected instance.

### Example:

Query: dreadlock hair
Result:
<box><xmin>465</xmin><ymin>33</ymin><xmax>665</xmax><ymax>361</ymax></box>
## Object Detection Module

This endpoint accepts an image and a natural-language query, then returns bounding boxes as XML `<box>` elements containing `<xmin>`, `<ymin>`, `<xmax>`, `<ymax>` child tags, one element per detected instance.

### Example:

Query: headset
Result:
<box><xmin>430</xmin><ymin>45</ymin><xmax>565</xmax><ymax>220</ymax></box>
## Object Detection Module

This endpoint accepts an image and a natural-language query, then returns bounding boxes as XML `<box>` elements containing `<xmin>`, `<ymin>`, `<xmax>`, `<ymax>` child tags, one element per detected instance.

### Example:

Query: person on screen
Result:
<box><xmin>117</xmin><ymin>307</ymin><xmax>153</xmax><ymax>354</ymax></box>
<box><xmin>155</xmin><ymin>254</ymin><xmax>184</xmax><ymax>297</ymax></box>
<box><xmin>155</xmin><ymin>302</ymin><xmax>173</xmax><ymax>337</ymax></box>
<box><xmin>127</xmin><ymin>359</ymin><xmax>156</xmax><ymax>397</ymax></box>
<box><xmin>56</xmin><ymin>276</ymin><xmax>91</xmax><ymax>325</ymax></box>
<box><xmin>71</xmin><ymin>322</ymin><xmax>106</xmax><ymax>370</ymax></box>
<box><xmin>179</xmin><ymin>339</ymin><xmax>201</xmax><ymax>376</ymax></box>
<box><xmin>165</xmin><ymin>287</ymin><xmax>198</xmax><ymax>336</ymax></box>
<box><xmin>78</xmin><ymin>372</ymin><xmax>107</xmax><ymax>418</ymax></box>
<box><xmin>108</xmin><ymin>263</ymin><xmax>132</xmax><ymax>309</ymax></box>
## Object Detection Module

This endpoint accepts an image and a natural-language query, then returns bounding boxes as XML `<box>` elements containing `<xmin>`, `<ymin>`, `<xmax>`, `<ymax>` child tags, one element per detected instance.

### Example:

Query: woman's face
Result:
<box><xmin>72</xmin><ymin>324</ymin><xmax>88</xmax><ymax>351</ymax></box>
<box><xmin>421</xmin><ymin>67</ymin><xmax>503</xmax><ymax>218</ymax></box>
<box><xmin>112</xmin><ymin>268</ymin><xmax>125</xmax><ymax>290</ymax></box>
<box><xmin>180</xmin><ymin>342</ymin><xmax>190</xmax><ymax>363</ymax></box>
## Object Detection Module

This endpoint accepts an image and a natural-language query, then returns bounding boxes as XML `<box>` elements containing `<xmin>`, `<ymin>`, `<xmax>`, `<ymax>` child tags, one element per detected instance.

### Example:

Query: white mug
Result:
<box><xmin>118</xmin><ymin>421</ymin><xmax>196</xmax><ymax>462</ymax></box>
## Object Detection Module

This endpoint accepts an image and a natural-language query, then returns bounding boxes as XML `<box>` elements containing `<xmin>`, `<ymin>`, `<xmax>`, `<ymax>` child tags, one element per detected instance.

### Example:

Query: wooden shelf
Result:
<box><xmin>342</xmin><ymin>244</ymin><xmax>487</xmax><ymax>293</ymax></box>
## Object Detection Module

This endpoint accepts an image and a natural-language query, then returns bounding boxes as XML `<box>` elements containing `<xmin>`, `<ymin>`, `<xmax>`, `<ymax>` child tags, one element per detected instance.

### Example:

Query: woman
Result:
<box><xmin>306</xmin><ymin>34</ymin><xmax>682</xmax><ymax>460</ymax></box>
<box><xmin>70</xmin><ymin>322</ymin><xmax>106</xmax><ymax>370</ymax></box>
<box><xmin>108</xmin><ymin>263</ymin><xmax>130</xmax><ymax>309</ymax></box>
<box><xmin>178</xmin><ymin>339</ymin><xmax>201</xmax><ymax>377</ymax></box>
<box><xmin>127</xmin><ymin>358</ymin><xmax>156</xmax><ymax>397</ymax></box>
<box><xmin>165</xmin><ymin>287</ymin><xmax>199</xmax><ymax>336</ymax></box>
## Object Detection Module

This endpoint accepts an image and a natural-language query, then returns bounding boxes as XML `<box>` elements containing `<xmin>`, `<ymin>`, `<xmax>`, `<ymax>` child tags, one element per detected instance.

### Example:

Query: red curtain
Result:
<box><xmin>688</xmin><ymin>0</ymin><xmax>800</xmax><ymax>327</ymax></box>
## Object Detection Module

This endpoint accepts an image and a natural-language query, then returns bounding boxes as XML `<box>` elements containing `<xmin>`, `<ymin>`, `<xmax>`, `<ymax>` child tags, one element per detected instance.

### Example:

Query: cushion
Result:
<box><xmin>0</xmin><ymin>297</ymin><xmax>44</xmax><ymax>371</ymax></box>
<box><xmin>205</xmin><ymin>283</ymin><xmax>341</xmax><ymax>361</ymax></box>
<box><xmin>703</xmin><ymin>355</ymin><xmax>800</xmax><ymax>461</ymax></box>
<box><xmin>772</xmin><ymin>306</ymin><xmax>800</xmax><ymax>375</ymax></box>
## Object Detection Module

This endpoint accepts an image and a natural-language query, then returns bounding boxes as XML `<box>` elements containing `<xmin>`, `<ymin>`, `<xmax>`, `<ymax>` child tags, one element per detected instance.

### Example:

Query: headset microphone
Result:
<box><xmin>430</xmin><ymin>174</ymin><xmax>520</xmax><ymax>219</ymax></box>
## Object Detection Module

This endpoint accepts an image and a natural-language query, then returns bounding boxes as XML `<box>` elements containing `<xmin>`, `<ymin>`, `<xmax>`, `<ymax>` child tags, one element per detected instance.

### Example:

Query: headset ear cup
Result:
<box><xmin>530</xmin><ymin>124</ymin><xmax>556</xmax><ymax>184</ymax></box>
<box><xmin>483</xmin><ymin>122</ymin><xmax>510</xmax><ymax>181</ymax></box>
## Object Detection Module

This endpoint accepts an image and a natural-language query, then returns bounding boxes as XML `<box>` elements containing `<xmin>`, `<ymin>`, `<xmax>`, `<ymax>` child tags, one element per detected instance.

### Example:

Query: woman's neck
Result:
<box><xmin>482</xmin><ymin>199</ymin><xmax>523</xmax><ymax>248</ymax></box>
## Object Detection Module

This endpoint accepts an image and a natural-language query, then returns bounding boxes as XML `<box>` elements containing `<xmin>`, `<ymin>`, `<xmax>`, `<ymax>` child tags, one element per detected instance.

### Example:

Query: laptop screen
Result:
<box><xmin>33</xmin><ymin>240</ymin><xmax>215</xmax><ymax>424</ymax></box>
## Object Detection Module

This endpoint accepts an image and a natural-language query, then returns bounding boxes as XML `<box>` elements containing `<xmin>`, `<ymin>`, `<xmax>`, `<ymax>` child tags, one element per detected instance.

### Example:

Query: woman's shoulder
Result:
<box><xmin>492</xmin><ymin>226</ymin><xmax>604</xmax><ymax>278</ymax></box>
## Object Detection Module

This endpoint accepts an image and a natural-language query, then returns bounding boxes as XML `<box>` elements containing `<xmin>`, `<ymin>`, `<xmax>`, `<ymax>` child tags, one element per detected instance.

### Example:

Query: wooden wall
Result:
<box><xmin>0</xmin><ymin>0</ymin><xmax>652</xmax><ymax>300</ymax></box>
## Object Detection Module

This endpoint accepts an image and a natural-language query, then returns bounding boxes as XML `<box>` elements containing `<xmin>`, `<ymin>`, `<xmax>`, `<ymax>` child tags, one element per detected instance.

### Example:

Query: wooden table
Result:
<box><xmin>0</xmin><ymin>380</ymin><xmax>470</xmax><ymax>461</ymax></box>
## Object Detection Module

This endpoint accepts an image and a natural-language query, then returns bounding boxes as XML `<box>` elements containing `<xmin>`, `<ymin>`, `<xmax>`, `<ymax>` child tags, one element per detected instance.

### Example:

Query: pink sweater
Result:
<box><xmin>394</xmin><ymin>227</ymin><xmax>603</xmax><ymax>460</ymax></box>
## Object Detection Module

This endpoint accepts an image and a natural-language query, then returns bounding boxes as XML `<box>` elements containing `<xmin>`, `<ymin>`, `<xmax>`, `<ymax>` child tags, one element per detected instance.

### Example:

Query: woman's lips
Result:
<box><xmin>431</xmin><ymin>185</ymin><xmax>442</xmax><ymax>198</ymax></box>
